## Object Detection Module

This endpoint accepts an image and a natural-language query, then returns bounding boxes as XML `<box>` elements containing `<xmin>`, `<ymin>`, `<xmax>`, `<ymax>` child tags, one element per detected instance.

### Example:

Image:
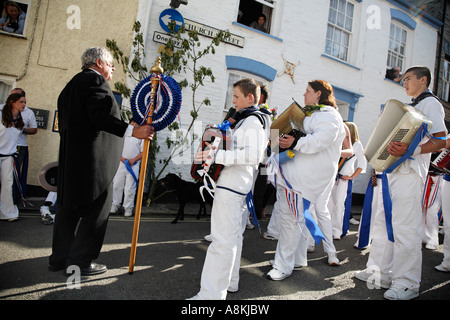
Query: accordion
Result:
<box><xmin>364</xmin><ymin>99</ymin><xmax>433</xmax><ymax>172</ymax></box>
<box><xmin>191</xmin><ymin>126</ymin><xmax>231</xmax><ymax>181</ymax></box>
<box><xmin>270</xmin><ymin>99</ymin><xmax>306</xmax><ymax>153</ymax></box>
<box><xmin>431</xmin><ymin>149</ymin><xmax>450</xmax><ymax>174</ymax></box>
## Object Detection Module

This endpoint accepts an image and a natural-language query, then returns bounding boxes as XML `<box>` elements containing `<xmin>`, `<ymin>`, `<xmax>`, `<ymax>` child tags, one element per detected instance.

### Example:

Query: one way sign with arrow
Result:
<box><xmin>159</xmin><ymin>9</ymin><xmax>185</xmax><ymax>33</ymax></box>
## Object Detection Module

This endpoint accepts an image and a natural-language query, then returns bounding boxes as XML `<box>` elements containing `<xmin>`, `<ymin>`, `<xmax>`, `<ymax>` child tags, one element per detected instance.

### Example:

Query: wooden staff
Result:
<box><xmin>129</xmin><ymin>58</ymin><xmax>164</xmax><ymax>274</ymax></box>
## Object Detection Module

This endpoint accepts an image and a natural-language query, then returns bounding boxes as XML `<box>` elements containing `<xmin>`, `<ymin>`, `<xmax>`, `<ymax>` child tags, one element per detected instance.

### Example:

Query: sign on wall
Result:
<box><xmin>29</xmin><ymin>108</ymin><xmax>49</xmax><ymax>129</ymax></box>
<box><xmin>159</xmin><ymin>9</ymin><xmax>184</xmax><ymax>33</ymax></box>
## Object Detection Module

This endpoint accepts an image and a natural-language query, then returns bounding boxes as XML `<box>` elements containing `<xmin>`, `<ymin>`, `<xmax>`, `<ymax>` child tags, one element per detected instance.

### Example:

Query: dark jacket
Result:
<box><xmin>57</xmin><ymin>69</ymin><xmax>128</xmax><ymax>209</ymax></box>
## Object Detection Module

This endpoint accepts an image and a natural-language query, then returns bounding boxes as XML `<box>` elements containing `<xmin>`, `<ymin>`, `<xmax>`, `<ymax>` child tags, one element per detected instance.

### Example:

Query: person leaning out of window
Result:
<box><xmin>0</xmin><ymin>1</ymin><xmax>26</xmax><ymax>35</ymax></box>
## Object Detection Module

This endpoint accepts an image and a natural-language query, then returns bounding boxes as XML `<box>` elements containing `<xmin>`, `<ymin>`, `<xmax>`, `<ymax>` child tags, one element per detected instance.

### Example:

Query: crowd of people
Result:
<box><xmin>187</xmin><ymin>65</ymin><xmax>449</xmax><ymax>301</ymax></box>
<box><xmin>1</xmin><ymin>45</ymin><xmax>448</xmax><ymax>301</ymax></box>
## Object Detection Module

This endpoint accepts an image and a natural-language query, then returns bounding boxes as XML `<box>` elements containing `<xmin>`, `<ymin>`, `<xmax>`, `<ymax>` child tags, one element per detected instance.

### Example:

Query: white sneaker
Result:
<box><xmin>110</xmin><ymin>205</ymin><xmax>119</xmax><ymax>214</ymax></box>
<box><xmin>384</xmin><ymin>283</ymin><xmax>419</xmax><ymax>300</ymax></box>
<box><xmin>262</xmin><ymin>232</ymin><xmax>277</xmax><ymax>240</ymax></box>
<box><xmin>124</xmin><ymin>209</ymin><xmax>133</xmax><ymax>217</ymax></box>
<box><xmin>435</xmin><ymin>264</ymin><xmax>450</xmax><ymax>273</ymax></box>
<box><xmin>327</xmin><ymin>252</ymin><xmax>340</xmax><ymax>266</ymax></box>
<box><xmin>269</xmin><ymin>259</ymin><xmax>303</xmax><ymax>271</ymax></box>
<box><xmin>204</xmin><ymin>234</ymin><xmax>212</xmax><ymax>242</ymax></box>
<box><xmin>266</xmin><ymin>268</ymin><xmax>291</xmax><ymax>281</ymax></box>
<box><xmin>227</xmin><ymin>285</ymin><xmax>239</xmax><ymax>293</ymax></box>
<box><xmin>349</xmin><ymin>218</ymin><xmax>360</xmax><ymax>225</ymax></box>
<box><xmin>246</xmin><ymin>222</ymin><xmax>255</xmax><ymax>229</ymax></box>
<box><xmin>354</xmin><ymin>269</ymin><xmax>391</xmax><ymax>289</ymax></box>
<box><xmin>41</xmin><ymin>213</ymin><xmax>54</xmax><ymax>225</ymax></box>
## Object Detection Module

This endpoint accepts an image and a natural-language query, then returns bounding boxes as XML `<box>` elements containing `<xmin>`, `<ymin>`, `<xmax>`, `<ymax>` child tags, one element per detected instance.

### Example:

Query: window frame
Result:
<box><xmin>386</xmin><ymin>21</ymin><xmax>408</xmax><ymax>72</ymax></box>
<box><xmin>325</xmin><ymin>0</ymin><xmax>355</xmax><ymax>63</ymax></box>
<box><xmin>441</xmin><ymin>59</ymin><xmax>450</xmax><ymax>102</ymax></box>
<box><xmin>236</xmin><ymin>0</ymin><xmax>280</xmax><ymax>36</ymax></box>
<box><xmin>0</xmin><ymin>75</ymin><xmax>16</xmax><ymax>104</ymax></box>
<box><xmin>223</xmin><ymin>70</ymin><xmax>270</xmax><ymax>120</ymax></box>
<box><xmin>0</xmin><ymin>0</ymin><xmax>31</xmax><ymax>38</ymax></box>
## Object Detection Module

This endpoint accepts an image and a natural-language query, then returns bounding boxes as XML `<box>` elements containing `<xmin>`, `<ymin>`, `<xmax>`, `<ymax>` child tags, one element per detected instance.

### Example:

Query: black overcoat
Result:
<box><xmin>57</xmin><ymin>69</ymin><xmax>128</xmax><ymax>209</ymax></box>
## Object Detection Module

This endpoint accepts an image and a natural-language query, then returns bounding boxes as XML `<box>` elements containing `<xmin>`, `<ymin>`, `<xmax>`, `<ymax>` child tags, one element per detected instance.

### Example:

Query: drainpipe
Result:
<box><xmin>434</xmin><ymin>0</ymin><xmax>447</xmax><ymax>94</ymax></box>
<box><xmin>17</xmin><ymin>0</ymin><xmax>42</xmax><ymax>81</ymax></box>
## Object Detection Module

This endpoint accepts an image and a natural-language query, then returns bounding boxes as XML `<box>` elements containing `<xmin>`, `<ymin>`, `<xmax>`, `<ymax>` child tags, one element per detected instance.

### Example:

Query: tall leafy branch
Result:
<box><xmin>106</xmin><ymin>20</ymin><xmax>229</xmax><ymax>206</ymax></box>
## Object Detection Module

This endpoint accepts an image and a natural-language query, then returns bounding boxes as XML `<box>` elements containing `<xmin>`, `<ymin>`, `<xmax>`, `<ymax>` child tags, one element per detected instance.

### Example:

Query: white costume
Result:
<box><xmin>195</xmin><ymin>109</ymin><xmax>270</xmax><ymax>300</ymax></box>
<box><xmin>329</xmin><ymin>140</ymin><xmax>367</xmax><ymax>238</ymax></box>
<box><xmin>436</xmin><ymin>173</ymin><xmax>450</xmax><ymax>271</ymax></box>
<box><xmin>16</xmin><ymin>107</ymin><xmax>37</xmax><ymax>148</ymax></box>
<box><xmin>264</xmin><ymin>200</ymin><xmax>280</xmax><ymax>239</ymax></box>
<box><xmin>0</xmin><ymin>111</ymin><xmax>21</xmax><ymax>220</ymax></box>
<box><xmin>359</xmin><ymin>94</ymin><xmax>447</xmax><ymax>297</ymax></box>
<box><xmin>111</xmin><ymin>136</ymin><xmax>143</xmax><ymax>216</ymax></box>
<box><xmin>268</xmin><ymin>106</ymin><xmax>345</xmax><ymax>276</ymax></box>
<box><xmin>421</xmin><ymin>172</ymin><xmax>442</xmax><ymax>249</ymax></box>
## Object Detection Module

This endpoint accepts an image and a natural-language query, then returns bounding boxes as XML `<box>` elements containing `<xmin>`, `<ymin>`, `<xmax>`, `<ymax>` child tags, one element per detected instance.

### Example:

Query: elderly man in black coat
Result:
<box><xmin>48</xmin><ymin>47</ymin><xmax>152</xmax><ymax>276</ymax></box>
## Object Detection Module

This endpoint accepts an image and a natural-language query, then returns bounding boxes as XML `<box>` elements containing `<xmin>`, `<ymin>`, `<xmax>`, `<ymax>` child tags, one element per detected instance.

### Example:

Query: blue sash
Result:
<box><xmin>124</xmin><ymin>160</ymin><xmax>139</xmax><ymax>187</ymax></box>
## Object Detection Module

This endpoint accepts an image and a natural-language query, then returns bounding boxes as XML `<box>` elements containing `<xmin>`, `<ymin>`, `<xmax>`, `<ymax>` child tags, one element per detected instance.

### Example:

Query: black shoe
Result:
<box><xmin>48</xmin><ymin>264</ymin><xmax>66</xmax><ymax>272</ymax></box>
<box><xmin>77</xmin><ymin>262</ymin><xmax>107</xmax><ymax>276</ymax></box>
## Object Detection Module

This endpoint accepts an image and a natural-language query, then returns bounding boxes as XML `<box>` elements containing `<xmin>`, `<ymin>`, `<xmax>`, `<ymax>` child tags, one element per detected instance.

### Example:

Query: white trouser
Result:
<box><xmin>0</xmin><ymin>157</ymin><xmax>19</xmax><ymax>220</ymax></box>
<box><xmin>45</xmin><ymin>191</ymin><xmax>57</xmax><ymax>205</ymax></box>
<box><xmin>266</xmin><ymin>200</ymin><xmax>280</xmax><ymax>237</ymax></box>
<box><xmin>366</xmin><ymin>170</ymin><xmax>423</xmax><ymax>290</ymax></box>
<box><xmin>272</xmin><ymin>186</ymin><xmax>309</xmax><ymax>274</ymax></box>
<box><xmin>197</xmin><ymin>187</ymin><xmax>248</xmax><ymax>300</ymax></box>
<box><xmin>422</xmin><ymin>175</ymin><xmax>441</xmax><ymax>248</ymax></box>
<box><xmin>307</xmin><ymin>181</ymin><xmax>336</xmax><ymax>254</ymax></box>
<box><xmin>112</xmin><ymin>162</ymin><xmax>139</xmax><ymax>210</ymax></box>
<box><xmin>440</xmin><ymin>177</ymin><xmax>450</xmax><ymax>269</ymax></box>
<box><xmin>329</xmin><ymin>179</ymin><xmax>349</xmax><ymax>238</ymax></box>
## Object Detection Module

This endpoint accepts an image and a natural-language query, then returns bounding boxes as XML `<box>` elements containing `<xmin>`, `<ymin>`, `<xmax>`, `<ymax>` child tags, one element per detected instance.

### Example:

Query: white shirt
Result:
<box><xmin>340</xmin><ymin>140</ymin><xmax>367</xmax><ymax>176</ymax></box>
<box><xmin>215</xmin><ymin>112</ymin><xmax>269</xmax><ymax>195</ymax></box>
<box><xmin>0</xmin><ymin>105</ymin><xmax>37</xmax><ymax>147</ymax></box>
<box><xmin>0</xmin><ymin>111</ymin><xmax>21</xmax><ymax>155</ymax></box>
<box><xmin>397</xmin><ymin>96</ymin><xmax>447</xmax><ymax>182</ymax></box>
<box><xmin>17</xmin><ymin>107</ymin><xmax>37</xmax><ymax>146</ymax></box>
<box><xmin>274</xmin><ymin>106</ymin><xmax>346</xmax><ymax>202</ymax></box>
<box><xmin>122</xmin><ymin>136</ymin><xmax>143</xmax><ymax>160</ymax></box>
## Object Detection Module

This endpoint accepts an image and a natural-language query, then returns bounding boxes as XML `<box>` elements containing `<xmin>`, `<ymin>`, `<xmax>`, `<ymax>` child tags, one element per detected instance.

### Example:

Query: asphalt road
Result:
<box><xmin>0</xmin><ymin>201</ymin><xmax>449</xmax><ymax>315</ymax></box>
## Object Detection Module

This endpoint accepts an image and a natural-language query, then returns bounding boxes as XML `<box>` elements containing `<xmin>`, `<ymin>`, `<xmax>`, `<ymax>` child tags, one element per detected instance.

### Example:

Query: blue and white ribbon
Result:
<box><xmin>267</xmin><ymin>153</ymin><xmax>325</xmax><ymax>245</ymax></box>
<box><xmin>124</xmin><ymin>160</ymin><xmax>139</xmax><ymax>187</ymax></box>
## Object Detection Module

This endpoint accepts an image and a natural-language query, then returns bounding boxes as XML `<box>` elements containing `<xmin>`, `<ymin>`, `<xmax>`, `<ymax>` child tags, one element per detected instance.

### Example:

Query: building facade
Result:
<box><xmin>136</xmin><ymin>0</ymin><xmax>444</xmax><ymax>194</ymax></box>
<box><xmin>0</xmin><ymin>0</ymin><xmax>139</xmax><ymax>192</ymax></box>
<box><xmin>0</xmin><ymin>0</ymin><xmax>446</xmax><ymax>196</ymax></box>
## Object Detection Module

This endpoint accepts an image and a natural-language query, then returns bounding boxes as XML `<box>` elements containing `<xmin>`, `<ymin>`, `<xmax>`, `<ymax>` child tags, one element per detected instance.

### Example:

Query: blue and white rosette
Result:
<box><xmin>130</xmin><ymin>74</ymin><xmax>182</xmax><ymax>131</ymax></box>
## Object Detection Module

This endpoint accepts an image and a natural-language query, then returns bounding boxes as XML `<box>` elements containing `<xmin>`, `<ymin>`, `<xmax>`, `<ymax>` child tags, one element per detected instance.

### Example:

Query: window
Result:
<box><xmin>237</xmin><ymin>0</ymin><xmax>275</xmax><ymax>34</ymax></box>
<box><xmin>0</xmin><ymin>0</ymin><xmax>30</xmax><ymax>36</ymax></box>
<box><xmin>0</xmin><ymin>75</ymin><xmax>15</xmax><ymax>104</ymax></box>
<box><xmin>325</xmin><ymin>0</ymin><xmax>354</xmax><ymax>62</ymax></box>
<box><xmin>442</xmin><ymin>59</ymin><xmax>450</xmax><ymax>102</ymax></box>
<box><xmin>387</xmin><ymin>22</ymin><xmax>407</xmax><ymax>71</ymax></box>
<box><xmin>223</xmin><ymin>71</ymin><xmax>268</xmax><ymax>120</ymax></box>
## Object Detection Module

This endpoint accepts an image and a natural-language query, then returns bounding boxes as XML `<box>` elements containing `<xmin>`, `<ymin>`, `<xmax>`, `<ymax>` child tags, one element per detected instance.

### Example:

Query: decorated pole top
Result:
<box><xmin>150</xmin><ymin>57</ymin><xmax>164</xmax><ymax>75</ymax></box>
